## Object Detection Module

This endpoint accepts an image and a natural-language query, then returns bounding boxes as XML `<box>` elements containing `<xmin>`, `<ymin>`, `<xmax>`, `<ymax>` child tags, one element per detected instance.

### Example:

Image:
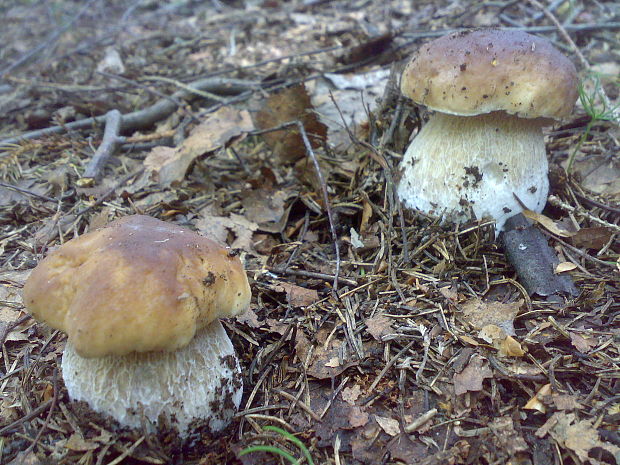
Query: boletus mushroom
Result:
<box><xmin>397</xmin><ymin>28</ymin><xmax>578</xmax><ymax>232</ymax></box>
<box><xmin>23</xmin><ymin>215</ymin><xmax>251</xmax><ymax>436</ymax></box>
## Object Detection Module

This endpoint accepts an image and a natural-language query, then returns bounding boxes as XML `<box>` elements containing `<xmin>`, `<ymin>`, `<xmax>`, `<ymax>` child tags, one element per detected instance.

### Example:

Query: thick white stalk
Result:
<box><xmin>397</xmin><ymin>111</ymin><xmax>549</xmax><ymax>232</ymax></box>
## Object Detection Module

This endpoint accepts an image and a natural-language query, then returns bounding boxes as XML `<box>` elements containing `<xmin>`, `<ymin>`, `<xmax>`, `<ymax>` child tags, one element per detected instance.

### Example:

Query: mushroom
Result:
<box><xmin>23</xmin><ymin>215</ymin><xmax>251</xmax><ymax>436</ymax></box>
<box><xmin>397</xmin><ymin>29</ymin><xmax>578</xmax><ymax>232</ymax></box>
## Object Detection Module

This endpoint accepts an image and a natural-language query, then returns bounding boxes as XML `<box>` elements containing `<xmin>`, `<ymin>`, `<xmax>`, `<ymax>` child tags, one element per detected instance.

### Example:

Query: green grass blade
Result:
<box><xmin>262</xmin><ymin>426</ymin><xmax>315</xmax><ymax>465</ymax></box>
<box><xmin>238</xmin><ymin>445</ymin><xmax>300</xmax><ymax>464</ymax></box>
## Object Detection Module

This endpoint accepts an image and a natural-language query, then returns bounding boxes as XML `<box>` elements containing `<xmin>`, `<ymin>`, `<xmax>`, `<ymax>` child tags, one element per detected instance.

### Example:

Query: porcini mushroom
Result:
<box><xmin>397</xmin><ymin>29</ymin><xmax>578</xmax><ymax>232</ymax></box>
<box><xmin>23</xmin><ymin>215</ymin><xmax>251</xmax><ymax>436</ymax></box>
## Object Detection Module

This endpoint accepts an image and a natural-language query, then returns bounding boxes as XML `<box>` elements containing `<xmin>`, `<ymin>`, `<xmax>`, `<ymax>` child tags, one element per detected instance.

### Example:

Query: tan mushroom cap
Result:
<box><xmin>23</xmin><ymin>215</ymin><xmax>251</xmax><ymax>358</ymax></box>
<box><xmin>401</xmin><ymin>29</ymin><xmax>578</xmax><ymax>119</ymax></box>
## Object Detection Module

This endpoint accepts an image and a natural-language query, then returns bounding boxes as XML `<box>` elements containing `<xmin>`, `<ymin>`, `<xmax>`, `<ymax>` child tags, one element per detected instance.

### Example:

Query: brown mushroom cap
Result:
<box><xmin>23</xmin><ymin>215</ymin><xmax>251</xmax><ymax>358</ymax></box>
<box><xmin>400</xmin><ymin>29</ymin><xmax>578</xmax><ymax>119</ymax></box>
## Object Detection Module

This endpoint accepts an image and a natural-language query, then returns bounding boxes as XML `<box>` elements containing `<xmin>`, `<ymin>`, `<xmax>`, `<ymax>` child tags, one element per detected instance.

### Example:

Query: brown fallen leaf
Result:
<box><xmin>524</xmin><ymin>383</ymin><xmax>553</xmax><ymax>413</ymax></box>
<box><xmin>570</xmin><ymin>226</ymin><xmax>613</xmax><ymax>250</ymax></box>
<box><xmin>489</xmin><ymin>416</ymin><xmax>528</xmax><ymax>456</ymax></box>
<box><xmin>144</xmin><ymin>107</ymin><xmax>254</xmax><ymax>186</ymax></box>
<box><xmin>194</xmin><ymin>207</ymin><xmax>258</xmax><ymax>253</ymax></box>
<box><xmin>453</xmin><ymin>354</ymin><xmax>493</xmax><ymax>395</ymax></box>
<box><xmin>235</xmin><ymin>307</ymin><xmax>261</xmax><ymax>328</ymax></box>
<box><xmin>254</xmin><ymin>83</ymin><xmax>327</xmax><ymax>163</ymax></box>
<box><xmin>365</xmin><ymin>314</ymin><xmax>393</xmax><ymax>341</ymax></box>
<box><xmin>375</xmin><ymin>415</ymin><xmax>400</xmax><ymax>436</ymax></box>
<box><xmin>522</xmin><ymin>209</ymin><xmax>573</xmax><ymax>237</ymax></box>
<box><xmin>569</xmin><ymin>331</ymin><xmax>596</xmax><ymax>353</ymax></box>
<box><xmin>555</xmin><ymin>261</ymin><xmax>577</xmax><ymax>273</ymax></box>
<box><xmin>274</xmin><ymin>282</ymin><xmax>319</xmax><ymax>307</ymax></box>
<box><xmin>460</xmin><ymin>298</ymin><xmax>522</xmax><ymax>336</ymax></box>
<box><xmin>347</xmin><ymin>406</ymin><xmax>369</xmax><ymax>428</ymax></box>
<box><xmin>342</xmin><ymin>384</ymin><xmax>363</xmax><ymax>405</ymax></box>
<box><xmin>552</xmin><ymin>394</ymin><xmax>582</xmax><ymax>411</ymax></box>
<box><xmin>241</xmin><ymin>188</ymin><xmax>290</xmax><ymax>233</ymax></box>
<box><xmin>64</xmin><ymin>433</ymin><xmax>99</xmax><ymax>451</ymax></box>
<box><xmin>295</xmin><ymin>327</ymin><xmax>349</xmax><ymax>379</ymax></box>
<box><xmin>538</xmin><ymin>412</ymin><xmax>620</xmax><ymax>462</ymax></box>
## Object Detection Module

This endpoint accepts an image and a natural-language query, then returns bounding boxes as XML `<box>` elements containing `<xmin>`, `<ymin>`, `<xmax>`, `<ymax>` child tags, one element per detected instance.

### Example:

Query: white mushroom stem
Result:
<box><xmin>62</xmin><ymin>319</ymin><xmax>242</xmax><ymax>437</ymax></box>
<box><xmin>397</xmin><ymin>111</ymin><xmax>549</xmax><ymax>232</ymax></box>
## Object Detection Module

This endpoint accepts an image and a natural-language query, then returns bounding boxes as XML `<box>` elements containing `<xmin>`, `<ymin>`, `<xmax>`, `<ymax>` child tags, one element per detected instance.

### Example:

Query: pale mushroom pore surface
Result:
<box><xmin>61</xmin><ymin>319</ymin><xmax>242</xmax><ymax>436</ymax></box>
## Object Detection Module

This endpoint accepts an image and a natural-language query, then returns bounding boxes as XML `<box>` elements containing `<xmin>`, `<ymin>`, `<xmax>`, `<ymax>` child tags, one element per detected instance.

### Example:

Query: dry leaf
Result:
<box><xmin>342</xmin><ymin>384</ymin><xmax>362</xmax><ymax>405</ymax></box>
<box><xmin>570</xmin><ymin>227</ymin><xmax>613</xmax><ymax>250</ymax></box>
<box><xmin>241</xmin><ymin>188</ymin><xmax>289</xmax><ymax>232</ymax></box>
<box><xmin>236</xmin><ymin>307</ymin><xmax>261</xmax><ymax>328</ymax></box>
<box><xmin>478</xmin><ymin>324</ymin><xmax>506</xmax><ymax>344</ymax></box>
<box><xmin>439</xmin><ymin>285</ymin><xmax>459</xmax><ymax>303</ymax></box>
<box><xmin>461</xmin><ymin>298</ymin><xmax>522</xmax><ymax>335</ymax></box>
<box><xmin>489</xmin><ymin>416</ymin><xmax>528</xmax><ymax>456</ymax></box>
<box><xmin>524</xmin><ymin>383</ymin><xmax>553</xmax><ymax>413</ymax></box>
<box><xmin>569</xmin><ymin>332</ymin><xmax>596</xmax><ymax>353</ymax></box>
<box><xmin>522</xmin><ymin>209</ymin><xmax>573</xmax><ymax>237</ymax></box>
<box><xmin>375</xmin><ymin>415</ymin><xmax>400</xmax><ymax>436</ymax></box>
<box><xmin>555</xmin><ymin>262</ymin><xmax>577</xmax><ymax>273</ymax></box>
<box><xmin>498</xmin><ymin>335</ymin><xmax>525</xmax><ymax>357</ymax></box>
<box><xmin>295</xmin><ymin>329</ymin><xmax>348</xmax><ymax>379</ymax></box>
<box><xmin>365</xmin><ymin>314</ymin><xmax>392</xmax><ymax>341</ymax></box>
<box><xmin>145</xmin><ymin>107</ymin><xmax>254</xmax><ymax>186</ymax></box>
<box><xmin>348</xmin><ymin>406</ymin><xmax>369</xmax><ymax>428</ymax></box>
<box><xmin>64</xmin><ymin>433</ymin><xmax>99</xmax><ymax>451</ymax></box>
<box><xmin>552</xmin><ymin>394</ymin><xmax>582</xmax><ymax>411</ymax></box>
<box><xmin>453</xmin><ymin>355</ymin><xmax>493</xmax><ymax>395</ymax></box>
<box><xmin>276</xmin><ymin>282</ymin><xmax>319</xmax><ymax>307</ymax></box>
<box><xmin>254</xmin><ymin>83</ymin><xmax>327</xmax><ymax>163</ymax></box>
<box><xmin>194</xmin><ymin>207</ymin><xmax>258</xmax><ymax>253</ymax></box>
<box><xmin>538</xmin><ymin>412</ymin><xmax>620</xmax><ymax>462</ymax></box>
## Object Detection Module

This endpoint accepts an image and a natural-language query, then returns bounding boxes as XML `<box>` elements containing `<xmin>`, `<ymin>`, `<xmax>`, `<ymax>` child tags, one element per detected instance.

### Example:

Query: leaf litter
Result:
<box><xmin>0</xmin><ymin>1</ymin><xmax>619</xmax><ymax>464</ymax></box>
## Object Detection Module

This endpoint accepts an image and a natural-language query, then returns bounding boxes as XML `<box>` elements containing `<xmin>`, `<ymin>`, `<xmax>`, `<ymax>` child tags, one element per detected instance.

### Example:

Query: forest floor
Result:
<box><xmin>0</xmin><ymin>0</ymin><xmax>619</xmax><ymax>464</ymax></box>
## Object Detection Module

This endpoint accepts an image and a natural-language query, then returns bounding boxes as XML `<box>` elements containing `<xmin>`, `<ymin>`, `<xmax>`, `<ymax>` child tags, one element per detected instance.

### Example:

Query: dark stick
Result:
<box><xmin>500</xmin><ymin>213</ymin><xmax>578</xmax><ymax>297</ymax></box>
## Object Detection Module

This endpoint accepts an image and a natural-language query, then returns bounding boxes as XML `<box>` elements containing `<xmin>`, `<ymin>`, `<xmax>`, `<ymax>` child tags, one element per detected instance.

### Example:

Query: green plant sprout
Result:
<box><xmin>239</xmin><ymin>425</ymin><xmax>315</xmax><ymax>465</ymax></box>
<box><xmin>566</xmin><ymin>74</ymin><xmax>619</xmax><ymax>173</ymax></box>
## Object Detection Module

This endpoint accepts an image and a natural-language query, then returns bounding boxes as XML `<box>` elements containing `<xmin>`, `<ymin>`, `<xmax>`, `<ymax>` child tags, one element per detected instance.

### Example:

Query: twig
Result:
<box><xmin>107</xmin><ymin>436</ymin><xmax>146</xmax><ymax>465</ymax></box>
<box><xmin>368</xmin><ymin>341</ymin><xmax>414</xmax><ymax>392</ymax></box>
<box><xmin>548</xmin><ymin>195</ymin><xmax>620</xmax><ymax>232</ymax></box>
<box><xmin>0</xmin><ymin>314</ymin><xmax>31</xmax><ymax>347</ymax></box>
<box><xmin>0</xmin><ymin>400</ymin><xmax>53</xmax><ymax>435</ymax></box>
<box><xmin>0</xmin><ymin>181</ymin><xmax>56</xmax><ymax>202</ymax></box>
<box><xmin>269</xmin><ymin>267</ymin><xmax>358</xmax><ymax>287</ymax></box>
<box><xmin>79</xmin><ymin>109</ymin><xmax>124</xmax><ymax>185</ymax></box>
<box><xmin>97</xmin><ymin>71</ymin><xmax>197</xmax><ymax>122</ymax></box>
<box><xmin>74</xmin><ymin>168</ymin><xmax>145</xmax><ymax>219</ymax></box>
<box><xmin>297</xmin><ymin>121</ymin><xmax>342</xmax><ymax>292</ymax></box>
<box><xmin>25</xmin><ymin>368</ymin><xmax>59</xmax><ymax>454</ymax></box>
<box><xmin>0</xmin><ymin>77</ymin><xmax>257</xmax><ymax>146</ymax></box>
<box><xmin>274</xmin><ymin>389</ymin><xmax>322</xmax><ymax>422</ymax></box>
<box><xmin>541</xmin><ymin>229</ymin><xmax>617</xmax><ymax>269</ymax></box>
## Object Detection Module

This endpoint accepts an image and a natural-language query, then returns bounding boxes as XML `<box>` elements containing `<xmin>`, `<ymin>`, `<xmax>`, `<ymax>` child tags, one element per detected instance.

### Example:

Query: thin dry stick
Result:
<box><xmin>548</xmin><ymin>195</ymin><xmax>620</xmax><ymax>232</ymax></box>
<box><xmin>0</xmin><ymin>400</ymin><xmax>53</xmax><ymax>435</ymax></box>
<box><xmin>296</xmin><ymin>121</ymin><xmax>341</xmax><ymax>292</ymax></box>
<box><xmin>80</xmin><ymin>109</ymin><xmax>124</xmax><ymax>185</ymax></box>
<box><xmin>25</xmin><ymin>368</ymin><xmax>59</xmax><ymax>454</ymax></box>
<box><xmin>274</xmin><ymin>389</ymin><xmax>322</xmax><ymax>422</ymax></box>
<box><xmin>368</xmin><ymin>341</ymin><xmax>415</xmax><ymax>392</ymax></box>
